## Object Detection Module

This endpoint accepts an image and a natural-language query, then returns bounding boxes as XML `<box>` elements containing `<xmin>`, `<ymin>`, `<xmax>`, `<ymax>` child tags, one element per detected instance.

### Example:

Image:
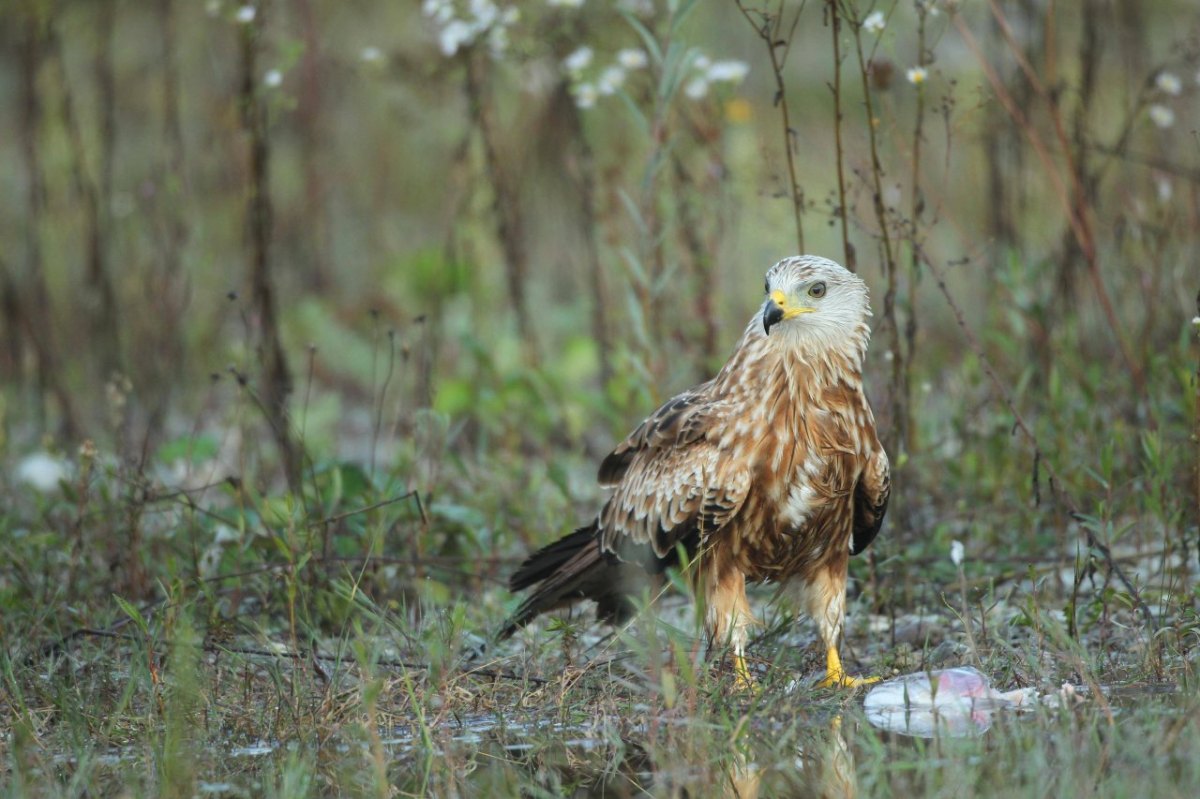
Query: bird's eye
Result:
<box><xmin>808</xmin><ymin>281</ymin><xmax>827</xmax><ymax>298</ymax></box>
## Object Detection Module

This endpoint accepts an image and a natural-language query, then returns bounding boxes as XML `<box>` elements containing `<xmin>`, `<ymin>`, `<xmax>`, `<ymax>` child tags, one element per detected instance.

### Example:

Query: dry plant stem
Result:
<box><xmin>561</xmin><ymin>85</ymin><xmax>612</xmax><ymax>385</ymax></box>
<box><xmin>294</xmin><ymin>0</ymin><xmax>331</xmax><ymax>290</ymax></box>
<box><xmin>45</xmin><ymin>628</ymin><xmax>546</xmax><ymax>685</ymax></box>
<box><xmin>904</xmin><ymin>7</ymin><xmax>929</xmax><ymax>455</ymax></box>
<box><xmin>953</xmin><ymin>9</ymin><xmax>1145</xmax><ymax>397</ymax></box>
<box><xmin>827</xmin><ymin>0</ymin><xmax>852</xmax><ymax>270</ymax></box>
<box><xmin>96</xmin><ymin>3</ymin><xmax>116</xmax><ymax>218</ymax></box>
<box><xmin>672</xmin><ymin>154</ymin><xmax>719</xmax><ymax>366</ymax></box>
<box><xmin>845</xmin><ymin>2</ymin><xmax>905</xmax><ymax>457</ymax></box>
<box><xmin>1055</xmin><ymin>1</ymin><xmax>1100</xmax><ymax>304</ymax></box>
<box><xmin>922</xmin><ymin>251</ymin><xmax>1154</xmax><ymax>630</ymax></box>
<box><xmin>955</xmin><ymin>563</ymin><xmax>981</xmax><ymax>667</ymax></box>
<box><xmin>370</xmin><ymin>328</ymin><xmax>396</xmax><ymax>479</ymax></box>
<box><xmin>736</xmin><ymin>0</ymin><xmax>805</xmax><ymax>253</ymax></box>
<box><xmin>465</xmin><ymin>50</ymin><xmax>534</xmax><ymax>357</ymax></box>
<box><xmin>239</xmin><ymin>15</ymin><xmax>302</xmax><ymax>494</ymax></box>
<box><xmin>160</xmin><ymin>0</ymin><xmax>187</xmax><ymax>235</ymax></box>
<box><xmin>1195</xmin><ymin>289</ymin><xmax>1200</xmax><ymax>558</ymax></box>
<box><xmin>49</xmin><ymin>26</ymin><xmax>121</xmax><ymax>379</ymax></box>
<box><xmin>0</xmin><ymin>261</ymin><xmax>21</xmax><ymax>379</ymax></box>
<box><xmin>19</xmin><ymin>15</ymin><xmax>81</xmax><ymax>439</ymax></box>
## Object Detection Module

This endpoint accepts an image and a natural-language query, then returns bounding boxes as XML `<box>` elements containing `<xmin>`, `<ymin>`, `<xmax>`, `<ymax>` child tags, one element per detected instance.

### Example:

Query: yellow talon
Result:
<box><xmin>817</xmin><ymin>646</ymin><xmax>878</xmax><ymax>689</ymax></box>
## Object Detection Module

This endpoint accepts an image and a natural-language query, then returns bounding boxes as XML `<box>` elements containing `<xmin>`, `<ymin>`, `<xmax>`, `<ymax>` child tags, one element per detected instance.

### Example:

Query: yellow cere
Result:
<box><xmin>771</xmin><ymin>289</ymin><xmax>815</xmax><ymax>319</ymax></box>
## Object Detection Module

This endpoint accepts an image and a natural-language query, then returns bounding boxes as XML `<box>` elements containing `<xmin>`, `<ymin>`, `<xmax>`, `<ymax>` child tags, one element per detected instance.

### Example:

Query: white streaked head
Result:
<box><xmin>759</xmin><ymin>255</ymin><xmax>871</xmax><ymax>346</ymax></box>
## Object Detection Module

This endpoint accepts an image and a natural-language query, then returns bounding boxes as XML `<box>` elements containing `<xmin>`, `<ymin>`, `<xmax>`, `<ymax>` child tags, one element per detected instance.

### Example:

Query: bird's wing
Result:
<box><xmin>596</xmin><ymin>384</ymin><xmax>750</xmax><ymax>560</ymax></box>
<box><xmin>850</xmin><ymin>440</ymin><xmax>889</xmax><ymax>555</ymax></box>
<box><xmin>598</xmin><ymin>382</ymin><xmax>715</xmax><ymax>486</ymax></box>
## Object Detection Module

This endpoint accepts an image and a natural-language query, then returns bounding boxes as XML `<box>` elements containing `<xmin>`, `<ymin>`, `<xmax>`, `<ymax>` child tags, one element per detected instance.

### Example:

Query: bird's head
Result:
<box><xmin>760</xmin><ymin>255</ymin><xmax>871</xmax><ymax>343</ymax></box>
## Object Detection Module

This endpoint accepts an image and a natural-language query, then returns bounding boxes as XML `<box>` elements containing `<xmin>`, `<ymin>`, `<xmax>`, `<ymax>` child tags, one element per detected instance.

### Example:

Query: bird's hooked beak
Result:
<box><xmin>762</xmin><ymin>289</ymin><xmax>814</xmax><ymax>335</ymax></box>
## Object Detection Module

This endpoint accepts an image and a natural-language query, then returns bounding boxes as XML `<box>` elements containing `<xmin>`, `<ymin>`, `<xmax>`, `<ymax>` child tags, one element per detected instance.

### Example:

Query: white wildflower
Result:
<box><xmin>214</xmin><ymin>524</ymin><xmax>241</xmax><ymax>544</ymax></box>
<box><xmin>862</xmin><ymin>11</ymin><xmax>886</xmax><ymax>34</ymax></box>
<box><xmin>439</xmin><ymin>19</ymin><xmax>474</xmax><ymax>56</ymax></box>
<box><xmin>950</xmin><ymin>540</ymin><xmax>964</xmax><ymax>567</ymax></box>
<box><xmin>235</xmin><ymin>4</ymin><xmax>255</xmax><ymax>24</ymax></box>
<box><xmin>597</xmin><ymin>65</ymin><xmax>626</xmax><ymax>95</ymax></box>
<box><xmin>423</xmin><ymin>0</ymin><xmax>455</xmax><ymax>25</ymax></box>
<box><xmin>15</xmin><ymin>452</ymin><xmax>69</xmax><ymax>493</ymax></box>
<box><xmin>263</xmin><ymin>69</ymin><xmax>282</xmax><ymax>88</ymax></box>
<box><xmin>707</xmin><ymin>60</ymin><xmax>750</xmax><ymax>84</ymax></box>
<box><xmin>574</xmin><ymin>82</ymin><xmax>598</xmax><ymax>109</ymax></box>
<box><xmin>563</xmin><ymin>45</ymin><xmax>594</xmax><ymax>74</ymax></box>
<box><xmin>487</xmin><ymin>25</ymin><xmax>509</xmax><ymax>58</ymax></box>
<box><xmin>1148</xmin><ymin>104</ymin><xmax>1175</xmax><ymax>129</ymax></box>
<box><xmin>1191</xmin><ymin>316</ymin><xmax>1200</xmax><ymax>327</ymax></box>
<box><xmin>547</xmin><ymin>0</ymin><xmax>585</xmax><ymax>7</ymax></box>
<box><xmin>692</xmin><ymin>54</ymin><xmax>711</xmax><ymax>71</ymax></box>
<box><xmin>205</xmin><ymin>0</ymin><xmax>222</xmax><ymax>18</ymax></box>
<box><xmin>906</xmin><ymin>66</ymin><xmax>928</xmax><ymax>85</ymax></box>
<box><xmin>1156</xmin><ymin>177</ymin><xmax>1172</xmax><ymax>203</ymax></box>
<box><xmin>684</xmin><ymin>76</ymin><xmax>709</xmax><ymax>99</ymax></box>
<box><xmin>500</xmin><ymin>6</ymin><xmax>519</xmax><ymax>24</ymax></box>
<box><xmin>360</xmin><ymin>46</ymin><xmax>384</xmax><ymax>65</ymax></box>
<box><xmin>469</xmin><ymin>0</ymin><xmax>498</xmax><ymax>29</ymax></box>
<box><xmin>1155</xmin><ymin>72</ymin><xmax>1182</xmax><ymax>96</ymax></box>
<box><xmin>617</xmin><ymin>48</ymin><xmax>648</xmax><ymax>70</ymax></box>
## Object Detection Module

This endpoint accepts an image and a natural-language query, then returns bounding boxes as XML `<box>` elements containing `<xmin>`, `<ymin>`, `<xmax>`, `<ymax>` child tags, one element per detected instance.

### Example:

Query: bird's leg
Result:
<box><xmin>803</xmin><ymin>565</ymin><xmax>878</xmax><ymax>689</ymax></box>
<box><xmin>706</xmin><ymin>567</ymin><xmax>755</xmax><ymax>689</ymax></box>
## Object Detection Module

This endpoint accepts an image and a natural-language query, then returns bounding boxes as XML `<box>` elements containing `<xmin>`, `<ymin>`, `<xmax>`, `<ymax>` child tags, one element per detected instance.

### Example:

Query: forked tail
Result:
<box><xmin>499</xmin><ymin>524</ymin><xmax>636</xmax><ymax>638</ymax></box>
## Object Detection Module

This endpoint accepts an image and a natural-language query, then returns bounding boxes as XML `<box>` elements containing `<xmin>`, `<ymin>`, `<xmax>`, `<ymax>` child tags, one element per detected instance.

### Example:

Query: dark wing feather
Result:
<box><xmin>850</xmin><ymin>445</ymin><xmax>890</xmax><ymax>555</ymax></box>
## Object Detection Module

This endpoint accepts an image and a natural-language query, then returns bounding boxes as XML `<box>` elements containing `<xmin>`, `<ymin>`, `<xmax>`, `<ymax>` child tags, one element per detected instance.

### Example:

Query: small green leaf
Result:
<box><xmin>113</xmin><ymin>594</ymin><xmax>150</xmax><ymax>636</ymax></box>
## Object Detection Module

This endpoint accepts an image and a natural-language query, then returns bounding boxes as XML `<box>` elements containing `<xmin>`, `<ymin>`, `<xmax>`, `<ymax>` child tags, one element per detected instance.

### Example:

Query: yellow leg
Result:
<box><xmin>706</xmin><ymin>567</ymin><xmax>756</xmax><ymax>690</ymax></box>
<box><xmin>732</xmin><ymin>650</ymin><xmax>755</xmax><ymax>691</ymax></box>
<box><xmin>816</xmin><ymin>646</ymin><xmax>878</xmax><ymax>689</ymax></box>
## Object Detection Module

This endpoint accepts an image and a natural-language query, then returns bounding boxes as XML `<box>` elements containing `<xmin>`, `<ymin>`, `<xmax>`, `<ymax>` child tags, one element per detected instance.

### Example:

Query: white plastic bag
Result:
<box><xmin>863</xmin><ymin>667</ymin><xmax>1036</xmax><ymax>737</ymax></box>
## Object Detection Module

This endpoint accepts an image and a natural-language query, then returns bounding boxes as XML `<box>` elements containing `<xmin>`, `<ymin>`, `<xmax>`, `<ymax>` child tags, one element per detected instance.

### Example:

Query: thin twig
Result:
<box><xmin>736</xmin><ymin>0</ymin><xmax>807</xmax><ymax>253</ymax></box>
<box><xmin>238</xmin><ymin>10</ymin><xmax>301</xmax><ymax>494</ymax></box>
<box><xmin>42</xmin><ymin>628</ymin><xmax>546</xmax><ymax>685</ymax></box>
<box><xmin>952</xmin><ymin>9</ymin><xmax>1144</xmax><ymax>397</ymax></box>
<box><xmin>844</xmin><ymin>0</ymin><xmax>906</xmax><ymax>457</ymax></box>
<box><xmin>827</xmin><ymin>0</ymin><xmax>852</xmax><ymax>270</ymax></box>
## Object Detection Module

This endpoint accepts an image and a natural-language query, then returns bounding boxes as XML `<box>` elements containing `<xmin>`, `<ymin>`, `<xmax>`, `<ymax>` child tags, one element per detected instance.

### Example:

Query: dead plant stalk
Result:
<box><xmin>736</xmin><ymin>0</ymin><xmax>806</xmax><ymax>254</ymax></box>
<box><xmin>953</xmin><ymin>8</ymin><xmax>1145</xmax><ymax>397</ymax></box>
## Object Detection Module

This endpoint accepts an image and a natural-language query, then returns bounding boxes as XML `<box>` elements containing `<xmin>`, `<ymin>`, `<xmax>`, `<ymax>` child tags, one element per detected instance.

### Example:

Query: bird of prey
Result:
<box><xmin>502</xmin><ymin>255</ymin><xmax>889</xmax><ymax>687</ymax></box>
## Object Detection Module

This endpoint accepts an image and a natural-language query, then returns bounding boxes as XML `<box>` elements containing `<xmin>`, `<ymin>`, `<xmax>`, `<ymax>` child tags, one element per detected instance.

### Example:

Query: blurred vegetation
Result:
<box><xmin>0</xmin><ymin>0</ymin><xmax>1198</xmax><ymax>796</ymax></box>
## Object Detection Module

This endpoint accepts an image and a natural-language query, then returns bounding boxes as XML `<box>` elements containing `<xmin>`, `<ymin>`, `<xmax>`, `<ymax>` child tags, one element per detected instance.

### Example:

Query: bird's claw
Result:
<box><xmin>818</xmin><ymin>647</ymin><xmax>877</xmax><ymax>689</ymax></box>
<box><xmin>817</xmin><ymin>670</ymin><xmax>879</xmax><ymax>689</ymax></box>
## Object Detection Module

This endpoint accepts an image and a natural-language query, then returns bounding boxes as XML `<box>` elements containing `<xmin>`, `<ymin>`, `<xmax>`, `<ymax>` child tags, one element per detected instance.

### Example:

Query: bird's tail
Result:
<box><xmin>499</xmin><ymin>524</ymin><xmax>636</xmax><ymax>639</ymax></box>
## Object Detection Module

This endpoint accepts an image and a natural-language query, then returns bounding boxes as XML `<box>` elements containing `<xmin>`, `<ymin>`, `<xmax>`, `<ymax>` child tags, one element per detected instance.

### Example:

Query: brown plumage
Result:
<box><xmin>502</xmin><ymin>255</ymin><xmax>890</xmax><ymax>686</ymax></box>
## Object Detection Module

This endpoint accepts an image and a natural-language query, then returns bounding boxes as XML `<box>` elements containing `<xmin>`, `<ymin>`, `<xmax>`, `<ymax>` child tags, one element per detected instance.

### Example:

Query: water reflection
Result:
<box><xmin>481</xmin><ymin>715</ymin><xmax>858</xmax><ymax>798</ymax></box>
